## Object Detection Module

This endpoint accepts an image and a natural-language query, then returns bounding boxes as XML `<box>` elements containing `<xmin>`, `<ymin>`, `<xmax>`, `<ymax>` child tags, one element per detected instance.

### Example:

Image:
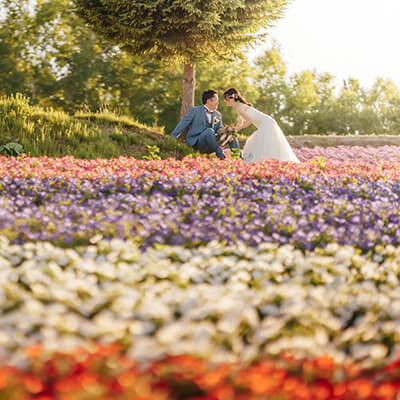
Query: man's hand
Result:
<box><xmin>177</xmin><ymin>127</ymin><xmax>189</xmax><ymax>142</ymax></box>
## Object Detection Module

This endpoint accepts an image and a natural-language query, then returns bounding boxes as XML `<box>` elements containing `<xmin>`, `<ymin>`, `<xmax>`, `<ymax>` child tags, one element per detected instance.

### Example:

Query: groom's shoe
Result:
<box><xmin>216</xmin><ymin>149</ymin><xmax>226</xmax><ymax>160</ymax></box>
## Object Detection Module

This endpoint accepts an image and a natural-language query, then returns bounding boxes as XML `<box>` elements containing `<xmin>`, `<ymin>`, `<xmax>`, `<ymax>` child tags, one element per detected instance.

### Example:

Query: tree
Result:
<box><xmin>0</xmin><ymin>0</ymin><xmax>38</xmax><ymax>97</ymax></box>
<box><xmin>254</xmin><ymin>45</ymin><xmax>290</xmax><ymax>127</ymax></box>
<box><xmin>72</xmin><ymin>0</ymin><xmax>289</xmax><ymax>118</ymax></box>
<box><xmin>367</xmin><ymin>78</ymin><xmax>400</xmax><ymax>134</ymax></box>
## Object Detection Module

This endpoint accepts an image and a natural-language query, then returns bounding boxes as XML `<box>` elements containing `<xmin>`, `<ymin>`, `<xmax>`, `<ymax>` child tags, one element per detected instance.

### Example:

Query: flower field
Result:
<box><xmin>2</xmin><ymin>175</ymin><xmax>400</xmax><ymax>250</ymax></box>
<box><xmin>2</xmin><ymin>147</ymin><xmax>400</xmax><ymax>399</ymax></box>
<box><xmin>297</xmin><ymin>145</ymin><xmax>400</xmax><ymax>163</ymax></box>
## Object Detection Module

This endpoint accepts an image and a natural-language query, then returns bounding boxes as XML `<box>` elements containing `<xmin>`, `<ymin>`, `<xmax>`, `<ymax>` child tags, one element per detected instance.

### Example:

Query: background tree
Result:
<box><xmin>72</xmin><ymin>0</ymin><xmax>290</xmax><ymax>118</ymax></box>
<box><xmin>366</xmin><ymin>78</ymin><xmax>400</xmax><ymax>134</ymax></box>
<box><xmin>0</xmin><ymin>0</ymin><xmax>114</xmax><ymax>110</ymax></box>
<box><xmin>0</xmin><ymin>0</ymin><xmax>41</xmax><ymax>97</ymax></box>
<box><xmin>2</xmin><ymin>1</ymin><xmax>400</xmax><ymax>136</ymax></box>
<box><xmin>254</xmin><ymin>44</ymin><xmax>289</xmax><ymax>123</ymax></box>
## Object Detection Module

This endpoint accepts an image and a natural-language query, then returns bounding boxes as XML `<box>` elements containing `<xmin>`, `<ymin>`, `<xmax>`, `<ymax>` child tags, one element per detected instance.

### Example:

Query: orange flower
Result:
<box><xmin>80</xmin><ymin>372</ymin><xmax>98</xmax><ymax>384</ymax></box>
<box><xmin>311</xmin><ymin>382</ymin><xmax>332</xmax><ymax>400</ymax></box>
<box><xmin>195</xmin><ymin>365</ymin><xmax>231</xmax><ymax>389</ymax></box>
<box><xmin>333</xmin><ymin>383</ymin><xmax>347</xmax><ymax>397</ymax></box>
<box><xmin>167</xmin><ymin>354</ymin><xmax>207</xmax><ymax>373</ymax></box>
<box><xmin>254</xmin><ymin>361</ymin><xmax>276</xmax><ymax>374</ymax></box>
<box><xmin>118</xmin><ymin>355</ymin><xmax>135</xmax><ymax>369</ymax></box>
<box><xmin>294</xmin><ymin>383</ymin><xmax>312</xmax><ymax>400</ymax></box>
<box><xmin>195</xmin><ymin>371</ymin><xmax>225</xmax><ymax>389</ymax></box>
<box><xmin>345</xmin><ymin>362</ymin><xmax>361</xmax><ymax>378</ymax></box>
<box><xmin>0</xmin><ymin>367</ymin><xmax>17</xmax><ymax>390</ymax></box>
<box><xmin>211</xmin><ymin>384</ymin><xmax>234</xmax><ymax>400</ymax></box>
<box><xmin>314</xmin><ymin>356</ymin><xmax>335</xmax><ymax>372</ymax></box>
<box><xmin>95</xmin><ymin>342</ymin><xmax>122</xmax><ymax>357</ymax></box>
<box><xmin>117</xmin><ymin>371</ymin><xmax>138</xmax><ymax>387</ymax></box>
<box><xmin>25</xmin><ymin>343</ymin><xmax>42</xmax><ymax>359</ymax></box>
<box><xmin>376</xmin><ymin>383</ymin><xmax>397</xmax><ymax>399</ymax></box>
<box><xmin>348</xmin><ymin>379</ymin><xmax>374</xmax><ymax>399</ymax></box>
<box><xmin>283</xmin><ymin>377</ymin><xmax>302</xmax><ymax>393</ymax></box>
<box><xmin>23</xmin><ymin>375</ymin><xmax>44</xmax><ymax>394</ymax></box>
<box><xmin>248</xmin><ymin>374</ymin><xmax>279</xmax><ymax>394</ymax></box>
<box><xmin>54</xmin><ymin>377</ymin><xmax>80</xmax><ymax>393</ymax></box>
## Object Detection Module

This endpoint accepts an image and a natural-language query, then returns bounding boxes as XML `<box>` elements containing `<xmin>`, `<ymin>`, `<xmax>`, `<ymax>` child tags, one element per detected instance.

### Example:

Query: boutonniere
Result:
<box><xmin>212</xmin><ymin>116</ymin><xmax>219</xmax><ymax>125</ymax></box>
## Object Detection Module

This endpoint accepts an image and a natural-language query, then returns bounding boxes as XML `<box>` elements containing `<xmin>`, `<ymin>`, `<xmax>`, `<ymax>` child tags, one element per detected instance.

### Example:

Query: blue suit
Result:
<box><xmin>171</xmin><ymin>106</ymin><xmax>239</xmax><ymax>159</ymax></box>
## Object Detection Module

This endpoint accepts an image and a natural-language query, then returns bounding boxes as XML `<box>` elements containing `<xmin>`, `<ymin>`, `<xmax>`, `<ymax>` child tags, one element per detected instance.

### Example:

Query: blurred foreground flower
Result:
<box><xmin>1</xmin><ymin>345</ymin><xmax>400</xmax><ymax>400</ymax></box>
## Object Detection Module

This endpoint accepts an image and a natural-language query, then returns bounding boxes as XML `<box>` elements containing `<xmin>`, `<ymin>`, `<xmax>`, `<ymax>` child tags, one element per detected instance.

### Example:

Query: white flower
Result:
<box><xmin>1</xmin><ymin>236</ymin><xmax>400</xmax><ymax>366</ymax></box>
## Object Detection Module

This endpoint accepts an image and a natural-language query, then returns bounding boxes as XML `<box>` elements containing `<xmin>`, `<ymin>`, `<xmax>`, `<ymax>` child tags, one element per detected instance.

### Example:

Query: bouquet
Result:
<box><xmin>215</xmin><ymin>125</ymin><xmax>237</xmax><ymax>148</ymax></box>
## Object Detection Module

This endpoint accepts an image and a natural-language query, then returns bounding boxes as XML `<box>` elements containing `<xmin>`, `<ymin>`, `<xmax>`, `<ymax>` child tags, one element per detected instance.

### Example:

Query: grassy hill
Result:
<box><xmin>0</xmin><ymin>94</ymin><xmax>194</xmax><ymax>159</ymax></box>
<box><xmin>3</xmin><ymin>95</ymin><xmax>397</xmax><ymax>160</ymax></box>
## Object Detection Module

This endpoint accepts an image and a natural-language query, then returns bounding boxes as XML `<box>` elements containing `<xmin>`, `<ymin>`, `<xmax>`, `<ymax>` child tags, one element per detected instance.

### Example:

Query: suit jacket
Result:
<box><xmin>171</xmin><ymin>106</ymin><xmax>223</xmax><ymax>147</ymax></box>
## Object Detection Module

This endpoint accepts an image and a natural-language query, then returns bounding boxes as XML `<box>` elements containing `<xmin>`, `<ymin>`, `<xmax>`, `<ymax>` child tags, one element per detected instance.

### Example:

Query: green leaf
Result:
<box><xmin>0</xmin><ymin>142</ymin><xmax>24</xmax><ymax>156</ymax></box>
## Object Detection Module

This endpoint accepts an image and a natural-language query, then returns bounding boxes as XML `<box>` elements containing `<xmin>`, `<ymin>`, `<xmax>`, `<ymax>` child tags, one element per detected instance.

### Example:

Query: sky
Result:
<box><xmin>255</xmin><ymin>0</ymin><xmax>400</xmax><ymax>89</ymax></box>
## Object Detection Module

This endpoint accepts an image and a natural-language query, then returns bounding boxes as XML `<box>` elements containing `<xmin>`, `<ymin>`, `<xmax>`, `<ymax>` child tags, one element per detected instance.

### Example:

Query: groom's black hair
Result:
<box><xmin>202</xmin><ymin>90</ymin><xmax>218</xmax><ymax>104</ymax></box>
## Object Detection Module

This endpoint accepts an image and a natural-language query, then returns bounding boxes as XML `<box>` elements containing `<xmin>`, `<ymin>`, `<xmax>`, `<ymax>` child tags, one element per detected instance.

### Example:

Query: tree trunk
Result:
<box><xmin>180</xmin><ymin>63</ymin><xmax>196</xmax><ymax>119</ymax></box>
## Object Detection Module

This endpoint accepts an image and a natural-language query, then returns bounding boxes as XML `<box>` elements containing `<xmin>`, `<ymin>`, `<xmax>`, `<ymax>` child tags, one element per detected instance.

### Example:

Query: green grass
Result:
<box><xmin>0</xmin><ymin>94</ymin><xmax>195</xmax><ymax>159</ymax></box>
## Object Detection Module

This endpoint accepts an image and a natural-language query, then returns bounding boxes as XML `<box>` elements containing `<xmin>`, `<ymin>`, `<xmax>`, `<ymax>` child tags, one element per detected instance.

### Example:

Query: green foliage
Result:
<box><xmin>309</xmin><ymin>156</ymin><xmax>327</xmax><ymax>170</ymax></box>
<box><xmin>253</xmin><ymin>46</ymin><xmax>400</xmax><ymax>136</ymax></box>
<box><xmin>230</xmin><ymin>148</ymin><xmax>242</xmax><ymax>160</ymax></box>
<box><xmin>0</xmin><ymin>94</ymin><xmax>193</xmax><ymax>159</ymax></box>
<box><xmin>1</xmin><ymin>0</ymin><xmax>400</xmax><ymax>137</ymax></box>
<box><xmin>75</xmin><ymin>108</ymin><xmax>164</xmax><ymax>134</ymax></box>
<box><xmin>143</xmin><ymin>145</ymin><xmax>161</xmax><ymax>160</ymax></box>
<box><xmin>73</xmin><ymin>0</ymin><xmax>289</xmax><ymax>63</ymax></box>
<box><xmin>0</xmin><ymin>142</ymin><xmax>24</xmax><ymax>156</ymax></box>
<box><xmin>73</xmin><ymin>0</ymin><xmax>289</xmax><ymax>114</ymax></box>
<box><xmin>0</xmin><ymin>0</ymin><xmax>38</xmax><ymax>96</ymax></box>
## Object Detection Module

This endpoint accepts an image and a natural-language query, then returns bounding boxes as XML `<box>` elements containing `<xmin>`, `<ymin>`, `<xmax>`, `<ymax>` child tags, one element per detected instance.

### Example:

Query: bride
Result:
<box><xmin>223</xmin><ymin>88</ymin><xmax>300</xmax><ymax>164</ymax></box>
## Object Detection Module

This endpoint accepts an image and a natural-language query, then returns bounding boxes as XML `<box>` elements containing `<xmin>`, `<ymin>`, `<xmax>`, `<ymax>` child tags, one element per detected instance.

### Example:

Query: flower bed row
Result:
<box><xmin>1</xmin><ymin>236</ymin><xmax>400</xmax><ymax>367</ymax></box>
<box><xmin>296</xmin><ymin>145</ymin><xmax>400</xmax><ymax>163</ymax></box>
<box><xmin>1</xmin><ymin>154</ymin><xmax>400</xmax><ymax>180</ymax></box>
<box><xmin>1</xmin><ymin>345</ymin><xmax>400</xmax><ymax>400</ymax></box>
<box><xmin>1</xmin><ymin>176</ymin><xmax>400</xmax><ymax>250</ymax></box>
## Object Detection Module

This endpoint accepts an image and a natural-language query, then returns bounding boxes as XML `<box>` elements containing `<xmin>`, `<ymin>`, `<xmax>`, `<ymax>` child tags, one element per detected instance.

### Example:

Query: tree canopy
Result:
<box><xmin>73</xmin><ymin>0</ymin><xmax>289</xmax><ymax>62</ymax></box>
<box><xmin>73</xmin><ymin>0</ymin><xmax>290</xmax><ymax>116</ymax></box>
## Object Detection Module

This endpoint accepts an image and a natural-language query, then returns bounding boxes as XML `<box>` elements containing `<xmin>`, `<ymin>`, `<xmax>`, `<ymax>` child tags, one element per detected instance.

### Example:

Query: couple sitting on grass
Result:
<box><xmin>171</xmin><ymin>88</ymin><xmax>299</xmax><ymax>164</ymax></box>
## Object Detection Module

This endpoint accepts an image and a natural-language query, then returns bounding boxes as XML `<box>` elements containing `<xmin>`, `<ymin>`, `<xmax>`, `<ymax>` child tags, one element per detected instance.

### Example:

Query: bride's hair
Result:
<box><xmin>223</xmin><ymin>88</ymin><xmax>252</xmax><ymax>107</ymax></box>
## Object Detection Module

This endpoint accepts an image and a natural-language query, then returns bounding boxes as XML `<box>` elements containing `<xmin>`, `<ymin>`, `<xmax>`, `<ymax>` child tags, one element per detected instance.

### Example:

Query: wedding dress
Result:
<box><xmin>237</xmin><ymin>104</ymin><xmax>300</xmax><ymax>164</ymax></box>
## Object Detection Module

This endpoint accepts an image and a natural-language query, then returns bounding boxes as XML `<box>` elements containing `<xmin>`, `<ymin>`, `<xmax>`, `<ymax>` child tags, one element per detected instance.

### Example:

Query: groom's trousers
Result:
<box><xmin>194</xmin><ymin>128</ymin><xmax>225</xmax><ymax>159</ymax></box>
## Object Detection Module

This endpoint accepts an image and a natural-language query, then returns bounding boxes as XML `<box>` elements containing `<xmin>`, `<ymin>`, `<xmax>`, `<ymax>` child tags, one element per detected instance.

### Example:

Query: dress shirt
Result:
<box><xmin>204</xmin><ymin>106</ymin><xmax>212</xmax><ymax>124</ymax></box>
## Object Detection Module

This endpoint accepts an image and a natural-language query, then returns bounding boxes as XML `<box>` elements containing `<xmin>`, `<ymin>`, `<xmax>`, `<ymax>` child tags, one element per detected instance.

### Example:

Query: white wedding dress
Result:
<box><xmin>237</xmin><ymin>104</ymin><xmax>300</xmax><ymax>164</ymax></box>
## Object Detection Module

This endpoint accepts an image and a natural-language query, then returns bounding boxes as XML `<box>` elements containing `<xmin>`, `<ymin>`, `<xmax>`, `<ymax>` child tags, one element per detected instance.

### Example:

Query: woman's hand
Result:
<box><xmin>236</xmin><ymin>117</ymin><xmax>253</xmax><ymax>131</ymax></box>
<box><xmin>235</xmin><ymin>117</ymin><xmax>245</xmax><ymax>131</ymax></box>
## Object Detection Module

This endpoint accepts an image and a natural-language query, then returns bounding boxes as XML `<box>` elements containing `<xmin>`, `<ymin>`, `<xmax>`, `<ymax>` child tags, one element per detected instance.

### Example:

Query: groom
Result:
<box><xmin>171</xmin><ymin>90</ymin><xmax>240</xmax><ymax>159</ymax></box>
